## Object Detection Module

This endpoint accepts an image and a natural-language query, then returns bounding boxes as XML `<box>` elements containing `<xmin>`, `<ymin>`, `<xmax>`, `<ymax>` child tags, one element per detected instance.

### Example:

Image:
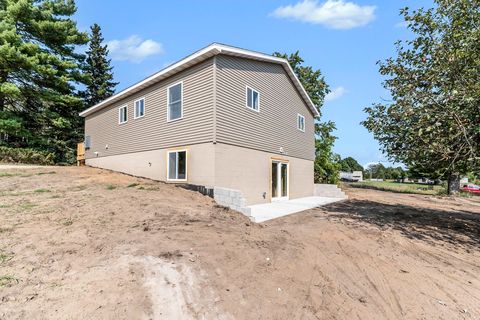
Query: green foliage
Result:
<box><xmin>362</xmin><ymin>0</ymin><xmax>480</xmax><ymax>194</ymax></box>
<box><xmin>0</xmin><ymin>0</ymin><xmax>88</xmax><ymax>163</ymax></box>
<box><xmin>365</xmin><ymin>163</ymin><xmax>406</xmax><ymax>180</ymax></box>
<box><xmin>0</xmin><ymin>146</ymin><xmax>54</xmax><ymax>165</ymax></box>
<box><xmin>274</xmin><ymin>51</ymin><xmax>339</xmax><ymax>183</ymax></box>
<box><xmin>314</xmin><ymin>121</ymin><xmax>341</xmax><ymax>184</ymax></box>
<box><xmin>83</xmin><ymin>23</ymin><xmax>118</xmax><ymax>106</ymax></box>
<box><xmin>339</xmin><ymin>156</ymin><xmax>364</xmax><ymax>173</ymax></box>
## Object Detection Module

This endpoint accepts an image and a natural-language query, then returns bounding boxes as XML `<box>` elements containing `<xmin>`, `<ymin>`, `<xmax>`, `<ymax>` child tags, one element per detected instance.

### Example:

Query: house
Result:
<box><xmin>80</xmin><ymin>43</ymin><xmax>318</xmax><ymax>214</ymax></box>
<box><xmin>339</xmin><ymin>171</ymin><xmax>363</xmax><ymax>182</ymax></box>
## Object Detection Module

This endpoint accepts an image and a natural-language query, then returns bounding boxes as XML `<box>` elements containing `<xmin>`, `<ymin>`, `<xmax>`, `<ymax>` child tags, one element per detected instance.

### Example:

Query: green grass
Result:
<box><xmin>0</xmin><ymin>172</ymin><xmax>32</xmax><ymax>178</ymax></box>
<box><xmin>36</xmin><ymin>171</ymin><xmax>56</xmax><ymax>175</ymax></box>
<box><xmin>19</xmin><ymin>202</ymin><xmax>38</xmax><ymax>210</ymax></box>
<box><xmin>0</xmin><ymin>275</ymin><xmax>17</xmax><ymax>287</ymax></box>
<box><xmin>62</xmin><ymin>218</ymin><xmax>73</xmax><ymax>226</ymax></box>
<box><xmin>127</xmin><ymin>183</ymin><xmax>140</xmax><ymax>188</ymax></box>
<box><xmin>346</xmin><ymin>180</ymin><xmax>445</xmax><ymax>195</ymax></box>
<box><xmin>106</xmin><ymin>184</ymin><xmax>117</xmax><ymax>190</ymax></box>
<box><xmin>0</xmin><ymin>228</ymin><xmax>13</xmax><ymax>234</ymax></box>
<box><xmin>34</xmin><ymin>188</ymin><xmax>51</xmax><ymax>193</ymax></box>
<box><xmin>0</xmin><ymin>251</ymin><xmax>13</xmax><ymax>264</ymax></box>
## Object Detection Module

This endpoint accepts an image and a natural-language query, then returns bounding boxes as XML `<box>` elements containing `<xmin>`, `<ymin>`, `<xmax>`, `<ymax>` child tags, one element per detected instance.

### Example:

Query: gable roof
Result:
<box><xmin>79</xmin><ymin>43</ymin><xmax>319</xmax><ymax>118</ymax></box>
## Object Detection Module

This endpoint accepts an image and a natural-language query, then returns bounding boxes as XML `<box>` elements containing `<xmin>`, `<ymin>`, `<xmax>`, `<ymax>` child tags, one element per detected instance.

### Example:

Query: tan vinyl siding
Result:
<box><xmin>215</xmin><ymin>55</ymin><xmax>315</xmax><ymax>161</ymax></box>
<box><xmin>85</xmin><ymin>59</ymin><xmax>214</xmax><ymax>159</ymax></box>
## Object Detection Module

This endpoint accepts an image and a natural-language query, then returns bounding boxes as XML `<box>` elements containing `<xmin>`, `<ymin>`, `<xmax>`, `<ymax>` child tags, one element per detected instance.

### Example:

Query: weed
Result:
<box><xmin>0</xmin><ymin>228</ymin><xmax>13</xmax><ymax>234</ymax></box>
<box><xmin>127</xmin><ymin>183</ymin><xmax>139</xmax><ymax>188</ymax></box>
<box><xmin>106</xmin><ymin>184</ymin><xmax>117</xmax><ymax>190</ymax></box>
<box><xmin>62</xmin><ymin>218</ymin><xmax>73</xmax><ymax>226</ymax></box>
<box><xmin>19</xmin><ymin>202</ymin><xmax>37</xmax><ymax>210</ymax></box>
<box><xmin>0</xmin><ymin>172</ymin><xmax>16</xmax><ymax>177</ymax></box>
<box><xmin>36</xmin><ymin>171</ymin><xmax>56</xmax><ymax>175</ymax></box>
<box><xmin>0</xmin><ymin>275</ymin><xmax>18</xmax><ymax>287</ymax></box>
<box><xmin>50</xmin><ymin>194</ymin><xmax>63</xmax><ymax>199</ymax></box>
<box><xmin>34</xmin><ymin>188</ymin><xmax>51</xmax><ymax>193</ymax></box>
<box><xmin>0</xmin><ymin>251</ymin><xmax>13</xmax><ymax>264</ymax></box>
<box><xmin>0</xmin><ymin>204</ymin><xmax>11</xmax><ymax>208</ymax></box>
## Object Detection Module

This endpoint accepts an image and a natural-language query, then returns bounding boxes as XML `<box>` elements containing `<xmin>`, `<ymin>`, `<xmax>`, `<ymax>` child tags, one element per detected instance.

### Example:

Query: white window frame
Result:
<box><xmin>245</xmin><ymin>86</ymin><xmax>260</xmax><ymax>112</ymax></box>
<box><xmin>297</xmin><ymin>114</ymin><xmax>305</xmax><ymax>132</ymax></box>
<box><xmin>118</xmin><ymin>105</ymin><xmax>128</xmax><ymax>124</ymax></box>
<box><xmin>167</xmin><ymin>149</ymin><xmax>188</xmax><ymax>182</ymax></box>
<box><xmin>134</xmin><ymin>97</ymin><xmax>145</xmax><ymax>119</ymax></box>
<box><xmin>167</xmin><ymin>81</ymin><xmax>183</xmax><ymax>122</ymax></box>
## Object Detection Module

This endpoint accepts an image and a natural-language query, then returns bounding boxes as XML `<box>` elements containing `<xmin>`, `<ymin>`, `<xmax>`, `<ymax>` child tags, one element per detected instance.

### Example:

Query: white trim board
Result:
<box><xmin>79</xmin><ymin>43</ymin><xmax>319</xmax><ymax>118</ymax></box>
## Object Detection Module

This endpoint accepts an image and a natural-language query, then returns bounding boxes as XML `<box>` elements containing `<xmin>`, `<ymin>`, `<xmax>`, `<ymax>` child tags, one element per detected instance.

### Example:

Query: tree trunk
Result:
<box><xmin>447</xmin><ymin>173</ymin><xmax>460</xmax><ymax>195</ymax></box>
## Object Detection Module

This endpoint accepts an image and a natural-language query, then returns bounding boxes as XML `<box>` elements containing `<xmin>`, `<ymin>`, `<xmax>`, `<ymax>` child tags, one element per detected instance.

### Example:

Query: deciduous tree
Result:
<box><xmin>362</xmin><ymin>0</ymin><xmax>480</xmax><ymax>194</ymax></box>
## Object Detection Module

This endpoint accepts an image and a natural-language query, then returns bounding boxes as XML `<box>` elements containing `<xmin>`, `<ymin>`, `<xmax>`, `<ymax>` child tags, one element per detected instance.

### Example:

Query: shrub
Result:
<box><xmin>0</xmin><ymin>147</ymin><xmax>55</xmax><ymax>165</ymax></box>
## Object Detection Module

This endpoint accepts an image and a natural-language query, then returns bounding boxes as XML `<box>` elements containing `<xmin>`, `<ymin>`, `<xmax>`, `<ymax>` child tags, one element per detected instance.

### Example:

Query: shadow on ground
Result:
<box><xmin>322</xmin><ymin>199</ymin><xmax>480</xmax><ymax>248</ymax></box>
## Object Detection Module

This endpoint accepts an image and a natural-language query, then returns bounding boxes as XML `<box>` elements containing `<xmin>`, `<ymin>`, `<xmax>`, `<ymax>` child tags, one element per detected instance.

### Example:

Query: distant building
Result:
<box><xmin>340</xmin><ymin>171</ymin><xmax>363</xmax><ymax>182</ymax></box>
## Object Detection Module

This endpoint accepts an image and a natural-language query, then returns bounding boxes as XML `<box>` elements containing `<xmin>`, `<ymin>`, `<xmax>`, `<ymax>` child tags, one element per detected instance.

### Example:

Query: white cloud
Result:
<box><xmin>325</xmin><ymin>86</ymin><xmax>347</xmax><ymax>101</ymax></box>
<box><xmin>107</xmin><ymin>35</ymin><xmax>163</xmax><ymax>63</ymax></box>
<box><xmin>271</xmin><ymin>0</ymin><xmax>376</xmax><ymax>29</ymax></box>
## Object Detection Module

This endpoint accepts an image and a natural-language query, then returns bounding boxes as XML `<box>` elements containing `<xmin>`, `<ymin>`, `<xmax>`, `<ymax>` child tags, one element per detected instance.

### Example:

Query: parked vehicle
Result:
<box><xmin>461</xmin><ymin>184</ymin><xmax>480</xmax><ymax>194</ymax></box>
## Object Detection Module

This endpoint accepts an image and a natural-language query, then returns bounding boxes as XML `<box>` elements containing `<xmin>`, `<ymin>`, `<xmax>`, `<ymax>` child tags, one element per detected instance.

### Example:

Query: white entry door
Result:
<box><xmin>271</xmin><ymin>161</ymin><xmax>289</xmax><ymax>201</ymax></box>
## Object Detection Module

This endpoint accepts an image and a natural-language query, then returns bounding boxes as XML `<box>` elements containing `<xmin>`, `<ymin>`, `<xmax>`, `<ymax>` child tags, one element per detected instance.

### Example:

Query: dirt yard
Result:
<box><xmin>1</xmin><ymin>166</ymin><xmax>479</xmax><ymax>319</ymax></box>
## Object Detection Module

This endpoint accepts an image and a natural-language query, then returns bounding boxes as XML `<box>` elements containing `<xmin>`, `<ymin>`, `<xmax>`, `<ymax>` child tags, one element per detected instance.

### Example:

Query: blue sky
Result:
<box><xmin>74</xmin><ymin>0</ymin><xmax>432</xmax><ymax>167</ymax></box>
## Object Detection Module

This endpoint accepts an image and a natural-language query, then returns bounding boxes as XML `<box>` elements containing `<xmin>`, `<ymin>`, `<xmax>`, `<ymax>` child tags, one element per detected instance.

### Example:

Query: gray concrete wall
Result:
<box><xmin>214</xmin><ymin>143</ymin><xmax>314</xmax><ymax>205</ymax></box>
<box><xmin>86</xmin><ymin>142</ymin><xmax>215</xmax><ymax>187</ymax></box>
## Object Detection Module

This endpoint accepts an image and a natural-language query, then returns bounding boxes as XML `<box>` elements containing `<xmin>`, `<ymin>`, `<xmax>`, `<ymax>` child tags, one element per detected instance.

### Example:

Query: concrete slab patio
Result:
<box><xmin>248</xmin><ymin>196</ymin><xmax>346</xmax><ymax>223</ymax></box>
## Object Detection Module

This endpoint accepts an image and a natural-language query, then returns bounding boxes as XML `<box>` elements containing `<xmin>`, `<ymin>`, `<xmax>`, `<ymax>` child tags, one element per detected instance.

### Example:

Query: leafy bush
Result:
<box><xmin>0</xmin><ymin>147</ymin><xmax>55</xmax><ymax>165</ymax></box>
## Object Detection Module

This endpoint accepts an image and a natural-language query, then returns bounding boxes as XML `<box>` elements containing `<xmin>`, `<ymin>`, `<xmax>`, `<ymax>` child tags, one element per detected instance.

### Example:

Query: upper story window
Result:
<box><xmin>246</xmin><ymin>86</ymin><xmax>259</xmax><ymax>112</ymax></box>
<box><xmin>168</xmin><ymin>82</ymin><xmax>183</xmax><ymax>121</ymax></box>
<box><xmin>297</xmin><ymin>114</ymin><xmax>305</xmax><ymax>132</ymax></box>
<box><xmin>134</xmin><ymin>98</ymin><xmax>145</xmax><ymax>119</ymax></box>
<box><xmin>119</xmin><ymin>105</ymin><xmax>128</xmax><ymax>124</ymax></box>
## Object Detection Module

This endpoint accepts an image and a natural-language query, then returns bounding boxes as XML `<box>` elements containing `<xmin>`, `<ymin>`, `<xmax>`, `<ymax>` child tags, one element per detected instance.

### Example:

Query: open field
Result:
<box><xmin>345</xmin><ymin>180</ymin><xmax>445</xmax><ymax>195</ymax></box>
<box><xmin>1</xmin><ymin>166</ymin><xmax>480</xmax><ymax>319</ymax></box>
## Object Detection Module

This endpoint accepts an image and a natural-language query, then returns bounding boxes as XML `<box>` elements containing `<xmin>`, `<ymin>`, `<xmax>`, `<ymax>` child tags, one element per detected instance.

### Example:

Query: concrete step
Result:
<box><xmin>313</xmin><ymin>184</ymin><xmax>348</xmax><ymax>199</ymax></box>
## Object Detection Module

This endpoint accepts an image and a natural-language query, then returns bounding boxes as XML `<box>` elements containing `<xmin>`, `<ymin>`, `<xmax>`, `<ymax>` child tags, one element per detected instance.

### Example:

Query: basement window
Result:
<box><xmin>297</xmin><ymin>114</ymin><xmax>305</xmax><ymax>132</ymax></box>
<box><xmin>246</xmin><ymin>86</ymin><xmax>259</xmax><ymax>111</ymax></box>
<box><xmin>119</xmin><ymin>105</ymin><xmax>128</xmax><ymax>124</ymax></box>
<box><xmin>167</xmin><ymin>150</ymin><xmax>187</xmax><ymax>181</ymax></box>
<box><xmin>134</xmin><ymin>98</ymin><xmax>145</xmax><ymax>119</ymax></box>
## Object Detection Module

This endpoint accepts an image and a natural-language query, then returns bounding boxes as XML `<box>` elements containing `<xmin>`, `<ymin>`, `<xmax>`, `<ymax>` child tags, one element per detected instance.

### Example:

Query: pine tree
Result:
<box><xmin>0</xmin><ymin>0</ymin><xmax>88</xmax><ymax>162</ymax></box>
<box><xmin>84</xmin><ymin>23</ymin><xmax>118</xmax><ymax>107</ymax></box>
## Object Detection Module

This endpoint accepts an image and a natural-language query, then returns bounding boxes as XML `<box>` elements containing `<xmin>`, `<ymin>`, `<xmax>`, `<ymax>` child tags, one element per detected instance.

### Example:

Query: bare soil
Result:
<box><xmin>0</xmin><ymin>166</ymin><xmax>479</xmax><ymax>319</ymax></box>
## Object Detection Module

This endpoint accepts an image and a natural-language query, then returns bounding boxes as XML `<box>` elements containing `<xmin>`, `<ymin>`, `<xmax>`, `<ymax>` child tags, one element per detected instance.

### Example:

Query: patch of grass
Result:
<box><xmin>0</xmin><ymin>204</ymin><xmax>11</xmax><ymax>208</ymax></box>
<box><xmin>19</xmin><ymin>202</ymin><xmax>38</xmax><ymax>210</ymax></box>
<box><xmin>34</xmin><ymin>188</ymin><xmax>51</xmax><ymax>193</ymax></box>
<box><xmin>36</xmin><ymin>171</ymin><xmax>56</xmax><ymax>175</ymax></box>
<box><xmin>0</xmin><ymin>172</ymin><xmax>32</xmax><ymax>178</ymax></box>
<box><xmin>106</xmin><ymin>184</ymin><xmax>117</xmax><ymax>190</ymax></box>
<box><xmin>0</xmin><ymin>251</ymin><xmax>13</xmax><ymax>264</ymax></box>
<box><xmin>0</xmin><ymin>172</ymin><xmax>17</xmax><ymax>177</ymax></box>
<box><xmin>0</xmin><ymin>228</ymin><xmax>13</xmax><ymax>234</ymax></box>
<box><xmin>0</xmin><ymin>275</ymin><xmax>18</xmax><ymax>287</ymax></box>
<box><xmin>127</xmin><ymin>183</ymin><xmax>140</xmax><ymax>188</ymax></box>
<box><xmin>62</xmin><ymin>218</ymin><xmax>73</xmax><ymax>226</ymax></box>
<box><xmin>50</xmin><ymin>194</ymin><xmax>63</xmax><ymax>199</ymax></box>
<box><xmin>346</xmin><ymin>181</ymin><xmax>445</xmax><ymax>195</ymax></box>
